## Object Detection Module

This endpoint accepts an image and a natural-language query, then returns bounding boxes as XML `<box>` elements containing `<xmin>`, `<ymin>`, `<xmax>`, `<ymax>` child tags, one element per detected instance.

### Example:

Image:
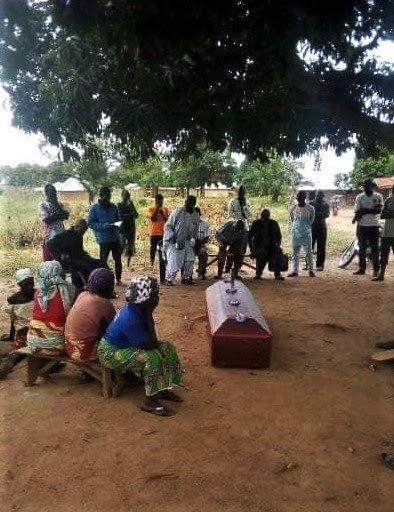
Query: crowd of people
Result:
<box><xmin>1</xmin><ymin>179</ymin><xmax>393</xmax><ymax>416</ymax></box>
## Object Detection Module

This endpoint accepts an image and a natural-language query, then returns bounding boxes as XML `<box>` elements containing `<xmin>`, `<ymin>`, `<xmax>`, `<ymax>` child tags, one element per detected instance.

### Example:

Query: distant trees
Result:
<box><xmin>350</xmin><ymin>153</ymin><xmax>394</xmax><ymax>186</ymax></box>
<box><xmin>237</xmin><ymin>157</ymin><xmax>303</xmax><ymax>201</ymax></box>
<box><xmin>1</xmin><ymin>162</ymin><xmax>74</xmax><ymax>187</ymax></box>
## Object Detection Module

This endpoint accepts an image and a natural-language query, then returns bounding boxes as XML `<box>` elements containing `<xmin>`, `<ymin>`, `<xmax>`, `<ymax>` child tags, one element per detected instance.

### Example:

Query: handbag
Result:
<box><xmin>269</xmin><ymin>247</ymin><xmax>289</xmax><ymax>272</ymax></box>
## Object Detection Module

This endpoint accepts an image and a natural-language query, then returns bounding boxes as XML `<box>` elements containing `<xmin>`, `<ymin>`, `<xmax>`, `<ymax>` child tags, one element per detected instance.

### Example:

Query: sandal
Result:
<box><xmin>140</xmin><ymin>404</ymin><xmax>175</xmax><ymax>416</ymax></box>
<box><xmin>155</xmin><ymin>390</ymin><xmax>183</xmax><ymax>402</ymax></box>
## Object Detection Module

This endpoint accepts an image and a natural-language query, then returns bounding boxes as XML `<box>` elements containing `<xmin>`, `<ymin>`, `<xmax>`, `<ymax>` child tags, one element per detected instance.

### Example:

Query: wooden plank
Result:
<box><xmin>27</xmin><ymin>355</ymin><xmax>47</xmax><ymax>386</ymax></box>
<box><xmin>370</xmin><ymin>349</ymin><xmax>394</xmax><ymax>362</ymax></box>
<box><xmin>102</xmin><ymin>368</ymin><xmax>112</xmax><ymax>398</ymax></box>
<box><xmin>37</xmin><ymin>360</ymin><xmax>62</xmax><ymax>376</ymax></box>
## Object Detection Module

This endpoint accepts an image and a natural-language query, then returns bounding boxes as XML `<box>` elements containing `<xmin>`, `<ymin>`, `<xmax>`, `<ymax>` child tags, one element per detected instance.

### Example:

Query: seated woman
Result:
<box><xmin>65</xmin><ymin>268</ymin><xmax>116</xmax><ymax>362</ymax></box>
<box><xmin>0</xmin><ymin>269</ymin><xmax>35</xmax><ymax>379</ymax></box>
<box><xmin>98</xmin><ymin>275</ymin><xmax>183</xmax><ymax>416</ymax></box>
<box><xmin>27</xmin><ymin>261</ymin><xmax>75</xmax><ymax>356</ymax></box>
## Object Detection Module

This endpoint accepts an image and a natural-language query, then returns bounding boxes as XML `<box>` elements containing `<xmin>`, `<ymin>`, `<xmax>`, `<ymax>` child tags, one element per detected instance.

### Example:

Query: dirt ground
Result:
<box><xmin>1</xmin><ymin>213</ymin><xmax>394</xmax><ymax>512</ymax></box>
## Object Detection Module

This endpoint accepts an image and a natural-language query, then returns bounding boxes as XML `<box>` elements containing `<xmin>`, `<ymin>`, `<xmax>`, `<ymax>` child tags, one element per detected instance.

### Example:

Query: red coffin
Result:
<box><xmin>206</xmin><ymin>280</ymin><xmax>272</xmax><ymax>369</ymax></box>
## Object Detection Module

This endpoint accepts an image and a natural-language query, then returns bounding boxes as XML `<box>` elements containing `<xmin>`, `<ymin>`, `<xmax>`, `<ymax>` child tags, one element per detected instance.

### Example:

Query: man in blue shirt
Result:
<box><xmin>88</xmin><ymin>187</ymin><xmax>123</xmax><ymax>284</ymax></box>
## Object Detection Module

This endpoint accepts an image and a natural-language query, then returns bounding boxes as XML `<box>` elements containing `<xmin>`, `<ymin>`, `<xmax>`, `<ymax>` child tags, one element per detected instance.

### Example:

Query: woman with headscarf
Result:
<box><xmin>27</xmin><ymin>261</ymin><xmax>75</xmax><ymax>355</ymax></box>
<box><xmin>98</xmin><ymin>275</ymin><xmax>183</xmax><ymax>416</ymax></box>
<box><xmin>65</xmin><ymin>268</ymin><xmax>116</xmax><ymax>362</ymax></box>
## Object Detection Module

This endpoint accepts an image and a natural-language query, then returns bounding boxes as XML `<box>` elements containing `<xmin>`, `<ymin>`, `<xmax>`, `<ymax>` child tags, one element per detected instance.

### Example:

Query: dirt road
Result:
<box><xmin>0</xmin><ymin>254</ymin><xmax>394</xmax><ymax>512</ymax></box>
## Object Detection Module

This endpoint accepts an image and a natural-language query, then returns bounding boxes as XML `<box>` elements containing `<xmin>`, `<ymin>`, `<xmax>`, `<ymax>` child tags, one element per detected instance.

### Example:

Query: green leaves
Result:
<box><xmin>0</xmin><ymin>0</ymin><xmax>393</xmax><ymax>160</ymax></box>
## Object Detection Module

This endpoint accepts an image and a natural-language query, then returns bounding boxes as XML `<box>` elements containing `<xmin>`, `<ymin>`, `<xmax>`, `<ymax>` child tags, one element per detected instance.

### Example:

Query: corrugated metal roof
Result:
<box><xmin>55</xmin><ymin>177</ymin><xmax>86</xmax><ymax>192</ymax></box>
<box><xmin>375</xmin><ymin>176</ymin><xmax>394</xmax><ymax>189</ymax></box>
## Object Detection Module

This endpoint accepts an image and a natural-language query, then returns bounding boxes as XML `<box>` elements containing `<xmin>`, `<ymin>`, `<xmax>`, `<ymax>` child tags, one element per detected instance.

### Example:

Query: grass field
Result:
<box><xmin>0</xmin><ymin>186</ymin><xmax>352</xmax><ymax>276</ymax></box>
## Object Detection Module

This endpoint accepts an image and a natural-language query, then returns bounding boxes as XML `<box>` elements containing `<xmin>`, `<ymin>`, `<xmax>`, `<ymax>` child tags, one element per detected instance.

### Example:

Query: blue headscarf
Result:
<box><xmin>35</xmin><ymin>261</ymin><xmax>75</xmax><ymax>313</ymax></box>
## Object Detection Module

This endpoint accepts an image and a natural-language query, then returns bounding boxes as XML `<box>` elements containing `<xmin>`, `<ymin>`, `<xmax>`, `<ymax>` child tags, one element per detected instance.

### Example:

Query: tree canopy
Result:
<box><xmin>237</xmin><ymin>158</ymin><xmax>303</xmax><ymax>201</ymax></box>
<box><xmin>351</xmin><ymin>153</ymin><xmax>394</xmax><ymax>185</ymax></box>
<box><xmin>0</xmin><ymin>1</ymin><xmax>393</xmax><ymax>162</ymax></box>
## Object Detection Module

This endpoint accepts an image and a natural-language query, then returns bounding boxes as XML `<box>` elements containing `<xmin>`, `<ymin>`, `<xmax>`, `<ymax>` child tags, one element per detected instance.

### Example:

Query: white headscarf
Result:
<box><xmin>14</xmin><ymin>268</ymin><xmax>34</xmax><ymax>284</ymax></box>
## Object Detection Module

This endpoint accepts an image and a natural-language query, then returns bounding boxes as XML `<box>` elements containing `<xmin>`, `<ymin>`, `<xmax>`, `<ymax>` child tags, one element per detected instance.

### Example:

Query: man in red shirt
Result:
<box><xmin>147</xmin><ymin>194</ymin><xmax>170</xmax><ymax>282</ymax></box>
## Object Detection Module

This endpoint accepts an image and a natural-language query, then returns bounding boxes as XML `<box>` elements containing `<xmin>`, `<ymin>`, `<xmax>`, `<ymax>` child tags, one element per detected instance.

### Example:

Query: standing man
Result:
<box><xmin>249</xmin><ymin>209</ymin><xmax>284</xmax><ymax>280</ymax></box>
<box><xmin>39</xmin><ymin>184</ymin><xmax>69</xmax><ymax>261</ymax></box>
<box><xmin>352</xmin><ymin>178</ymin><xmax>383</xmax><ymax>278</ymax></box>
<box><xmin>215</xmin><ymin>220</ymin><xmax>248</xmax><ymax>280</ymax></box>
<box><xmin>373</xmin><ymin>184</ymin><xmax>394</xmax><ymax>281</ymax></box>
<box><xmin>88</xmin><ymin>186</ymin><xmax>123</xmax><ymax>285</ymax></box>
<box><xmin>147</xmin><ymin>194</ymin><xmax>170</xmax><ymax>275</ymax></box>
<box><xmin>310</xmin><ymin>190</ymin><xmax>331</xmax><ymax>271</ymax></box>
<box><xmin>163</xmin><ymin>195</ymin><xmax>199</xmax><ymax>286</ymax></box>
<box><xmin>288</xmin><ymin>190</ymin><xmax>315</xmax><ymax>277</ymax></box>
<box><xmin>118</xmin><ymin>189</ymin><xmax>139</xmax><ymax>268</ymax></box>
<box><xmin>195</xmin><ymin>207</ymin><xmax>210</xmax><ymax>280</ymax></box>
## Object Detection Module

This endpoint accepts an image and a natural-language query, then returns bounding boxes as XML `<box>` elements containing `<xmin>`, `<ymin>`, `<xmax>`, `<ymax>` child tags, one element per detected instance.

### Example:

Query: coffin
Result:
<box><xmin>206</xmin><ymin>280</ymin><xmax>272</xmax><ymax>368</ymax></box>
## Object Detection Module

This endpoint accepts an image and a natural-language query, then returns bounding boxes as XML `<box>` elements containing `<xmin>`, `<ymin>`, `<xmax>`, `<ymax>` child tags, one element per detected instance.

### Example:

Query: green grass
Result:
<box><xmin>0</xmin><ymin>187</ymin><xmax>353</xmax><ymax>276</ymax></box>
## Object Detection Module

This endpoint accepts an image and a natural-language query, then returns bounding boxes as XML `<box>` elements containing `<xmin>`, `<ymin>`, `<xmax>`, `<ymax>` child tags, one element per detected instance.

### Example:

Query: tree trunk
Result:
<box><xmin>200</xmin><ymin>184</ymin><xmax>205</xmax><ymax>197</ymax></box>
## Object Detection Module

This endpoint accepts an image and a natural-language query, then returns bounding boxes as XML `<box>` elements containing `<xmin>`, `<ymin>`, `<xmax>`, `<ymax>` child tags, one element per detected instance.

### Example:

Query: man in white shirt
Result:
<box><xmin>373</xmin><ymin>184</ymin><xmax>394</xmax><ymax>281</ymax></box>
<box><xmin>194</xmin><ymin>207</ymin><xmax>210</xmax><ymax>280</ymax></box>
<box><xmin>352</xmin><ymin>178</ymin><xmax>383</xmax><ymax>277</ymax></box>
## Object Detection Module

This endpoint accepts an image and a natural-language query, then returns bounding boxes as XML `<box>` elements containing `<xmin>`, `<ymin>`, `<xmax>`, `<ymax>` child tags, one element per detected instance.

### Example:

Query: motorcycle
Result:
<box><xmin>338</xmin><ymin>226</ymin><xmax>382</xmax><ymax>268</ymax></box>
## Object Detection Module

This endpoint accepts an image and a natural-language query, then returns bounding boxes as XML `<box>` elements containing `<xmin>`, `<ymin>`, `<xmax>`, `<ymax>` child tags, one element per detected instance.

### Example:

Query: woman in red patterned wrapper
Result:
<box><xmin>65</xmin><ymin>268</ymin><xmax>116</xmax><ymax>362</ymax></box>
<box><xmin>27</xmin><ymin>261</ymin><xmax>76</xmax><ymax>355</ymax></box>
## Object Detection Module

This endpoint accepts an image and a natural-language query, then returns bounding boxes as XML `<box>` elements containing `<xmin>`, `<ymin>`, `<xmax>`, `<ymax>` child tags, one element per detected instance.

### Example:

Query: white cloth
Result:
<box><xmin>165</xmin><ymin>241</ymin><xmax>195</xmax><ymax>281</ymax></box>
<box><xmin>354</xmin><ymin>192</ymin><xmax>383</xmax><ymax>227</ymax></box>
<box><xmin>14</xmin><ymin>268</ymin><xmax>33</xmax><ymax>284</ymax></box>
<box><xmin>163</xmin><ymin>207</ymin><xmax>199</xmax><ymax>249</ymax></box>
<box><xmin>2</xmin><ymin>301</ymin><xmax>33</xmax><ymax>332</ymax></box>
<box><xmin>197</xmin><ymin>219</ymin><xmax>210</xmax><ymax>240</ymax></box>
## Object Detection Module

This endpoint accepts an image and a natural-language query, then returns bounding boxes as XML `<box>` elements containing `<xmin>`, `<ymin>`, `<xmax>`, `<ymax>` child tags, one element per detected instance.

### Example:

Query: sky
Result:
<box><xmin>0</xmin><ymin>40</ymin><xmax>393</xmax><ymax>187</ymax></box>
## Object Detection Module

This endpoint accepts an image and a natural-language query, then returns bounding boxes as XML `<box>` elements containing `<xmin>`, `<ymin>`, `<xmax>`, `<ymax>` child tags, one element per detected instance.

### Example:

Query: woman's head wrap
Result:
<box><xmin>14</xmin><ymin>268</ymin><xmax>34</xmax><ymax>284</ymax></box>
<box><xmin>125</xmin><ymin>275</ymin><xmax>159</xmax><ymax>304</ymax></box>
<box><xmin>86</xmin><ymin>268</ymin><xmax>114</xmax><ymax>298</ymax></box>
<box><xmin>36</xmin><ymin>261</ymin><xmax>74</xmax><ymax>313</ymax></box>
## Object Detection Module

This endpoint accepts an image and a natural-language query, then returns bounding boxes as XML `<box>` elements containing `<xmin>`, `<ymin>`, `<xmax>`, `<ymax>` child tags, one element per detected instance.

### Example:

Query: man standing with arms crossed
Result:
<box><xmin>352</xmin><ymin>178</ymin><xmax>383</xmax><ymax>278</ymax></box>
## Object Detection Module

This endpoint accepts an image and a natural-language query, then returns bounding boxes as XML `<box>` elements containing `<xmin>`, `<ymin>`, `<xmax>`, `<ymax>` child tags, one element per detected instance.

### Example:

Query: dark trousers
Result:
<box><xmin>99</xmin><ymin>241</ymin><xmax>122</xmax><ymax>281</ymax></box>
<box><xmin>70</xmin><ymin>255</ymin><xmax>107</xmax><ymax>288</ymax></box>
<box><xmin>380</xmin><ymin>237</ymin><xmax>394</xmax><ymax>274</ymax></box>
<box><xmin>151</xmin><ymin>236</ymin><xmax>166</xmax><ymax>283</ymax></box>
<box><xmin>256</xmin><ymin>248</ymin><xmax>281</xmax><ymax>279</ymax></box>
<box><xmin>312</xmin><ymin>225</ymin><xmax>327</xmax><ymax>268</ymax></box>
<box><xmin>196</xmin><ymin>242</ymin><xmax>208</xmax><ymax>277</ymax></box>
<box><xmin>150</xmin><ymin>235</ymin><xmax>163</xmax><ymax>264</ymax></box>
<box><xmin>218</xmin><ymin>245</ymin><xmax>243</xmax><ymax>277</ymax></box>
<box><xmin>357</xmin><ymin>226</ymin><xmax>379</xmax><ymax>272</ymax></box>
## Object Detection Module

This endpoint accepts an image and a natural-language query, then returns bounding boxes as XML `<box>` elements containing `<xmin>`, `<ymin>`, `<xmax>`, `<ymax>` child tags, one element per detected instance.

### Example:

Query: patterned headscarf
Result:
<box><xmin>86</xmin><ymin>268</ymin><xmax>114</xmax><ymax>298</ymax></box>
<box><xmin>125</xmin><ymin>275</ymin><xmax>159</xmax><ymax>304</ymax></box>
<box><xmin>36</xmin><ymin>261</ymin><xmax>75</xmax><ymax>314</ymax></box>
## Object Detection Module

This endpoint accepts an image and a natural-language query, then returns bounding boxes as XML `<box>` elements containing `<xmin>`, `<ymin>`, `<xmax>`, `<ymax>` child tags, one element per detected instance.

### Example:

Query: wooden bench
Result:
<box><xmin>16</xmin><ymin>347</ymin><xmax>125</xmax><ymax>398</ymax></box>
